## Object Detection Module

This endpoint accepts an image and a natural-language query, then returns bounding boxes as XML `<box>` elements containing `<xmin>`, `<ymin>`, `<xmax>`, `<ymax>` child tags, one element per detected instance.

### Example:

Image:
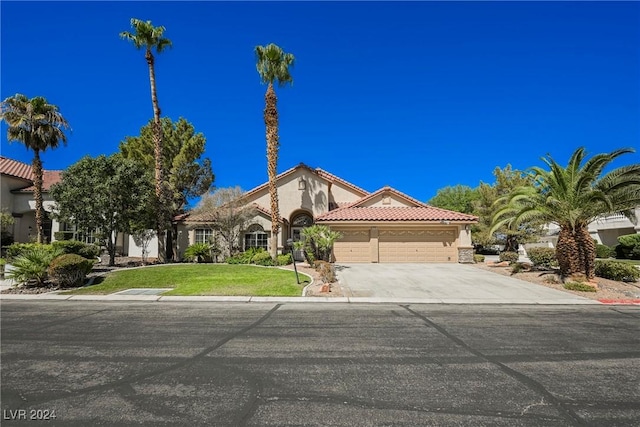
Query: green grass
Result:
<box><xmin>62</xmin><ymin>264</ymin><xmax>306</xmax><ymax>296</ymax></box>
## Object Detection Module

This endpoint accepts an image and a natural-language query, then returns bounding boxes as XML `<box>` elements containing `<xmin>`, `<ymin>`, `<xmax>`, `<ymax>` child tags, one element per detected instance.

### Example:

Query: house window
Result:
<box><xmin>244</xmin><ymin>224</ymin><xmax>268</xmax><ymax>251</ymax></box>
<box><xmin>78</xmin><ymin>228</ymin><xmax>98</xmax><ymax>245</ymax></box>
<box><xmin>291</xmin><ymin>213</ymin><xmax>313</xmax><ymax>227</ymax></box>
<box><xmin>195</xmin><ymin>228</ymin><xmax>213</xmax><ymax>244</ymax></box>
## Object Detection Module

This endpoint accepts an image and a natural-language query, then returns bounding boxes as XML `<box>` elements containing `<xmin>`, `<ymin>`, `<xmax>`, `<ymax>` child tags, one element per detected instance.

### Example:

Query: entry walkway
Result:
<box><xmin>336</xmin><ymin>263</ymin><xmax>596</xmax><ymax>304</ymax></box>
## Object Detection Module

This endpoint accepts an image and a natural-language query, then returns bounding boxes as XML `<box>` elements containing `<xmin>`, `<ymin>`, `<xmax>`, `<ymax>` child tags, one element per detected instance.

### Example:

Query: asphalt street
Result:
<box><xmin>1</xmin><ymin>302</ymin><xmax>639</xmax><ymax>426</ymax></box>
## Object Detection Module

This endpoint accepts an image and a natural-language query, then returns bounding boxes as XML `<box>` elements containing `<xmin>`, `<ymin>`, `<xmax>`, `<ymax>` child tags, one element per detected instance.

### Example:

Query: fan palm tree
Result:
<box><xmin>1</xmin><ymin>94</ymin><xmax>69</xmax><ymax>243</ymax></box>
<box><xmin>492</xmin><ymin>147</ymin><xmax>640</xmax><ymax>280</ymax></box>
<box><xmin>255</xmin><ymin>43</ymin><xmax>295</xmax><ymax>259</ymax></box>
<box><xmin>120</xmin><ymin>18</ymin><xmax>172</xmax><ymax>262</ymax></box>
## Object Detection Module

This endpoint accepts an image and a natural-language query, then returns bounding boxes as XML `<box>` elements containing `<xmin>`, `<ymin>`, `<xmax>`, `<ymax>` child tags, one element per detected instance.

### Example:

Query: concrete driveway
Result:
<box><xmin>336</xmin><ymin>263</ymin><xmax>596</xmax><ymax>304</ymax></box>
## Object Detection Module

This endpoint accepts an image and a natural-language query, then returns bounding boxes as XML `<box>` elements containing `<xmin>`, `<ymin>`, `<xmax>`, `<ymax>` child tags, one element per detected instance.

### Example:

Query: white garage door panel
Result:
<box><xmin>379</xmin><ymin>229</ymin><xmax>456</xmax><ymax>263</ymax></box>
<box><xmin>334</xmin><ymin>229</ymin><xmax>370</xmax><ymax>263</ymax></box>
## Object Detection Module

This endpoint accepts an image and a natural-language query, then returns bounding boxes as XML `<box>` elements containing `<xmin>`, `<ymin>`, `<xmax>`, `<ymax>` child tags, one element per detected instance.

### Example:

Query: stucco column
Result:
<box><xmin>370</xmin><ymin>227</ymin><xmax>379</xmax><ymax>263</ymax></box>
<box><xmin>457</xmin><ymin>225</ymin><xmax>474</xmax><ymax>264</ymax></box>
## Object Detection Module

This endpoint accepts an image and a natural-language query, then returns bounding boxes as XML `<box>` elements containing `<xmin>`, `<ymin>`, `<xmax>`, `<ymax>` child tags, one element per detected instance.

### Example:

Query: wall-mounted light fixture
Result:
<box><xmin>465</xmin><ymin>224</ymin><xmax>470</xmax><ymax>231</ymax></box>
<box><xmin>298</xmin><ymin>177</ymin><xmax>306</xmax><ymax>190</ymax></box>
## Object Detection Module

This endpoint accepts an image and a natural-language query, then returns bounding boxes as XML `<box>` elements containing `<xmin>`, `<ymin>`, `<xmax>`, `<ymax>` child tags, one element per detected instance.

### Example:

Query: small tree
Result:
<box><xmin>191</xmin><ymin>187</ymin><xmax>256</xmax><ymax>258</ymax></box>
<box><xmin>51</xmin><ymin>155</ymin><xmax>154</xmax><ymax>266</ymax></box>
<box><xmin>131</xmin><ymin>229</ymin><xmax>156</xmax><ymax>265</ymax></box>
<box><xmin>474</xmin><ymin>165</ymin><xmax>545</xmax><ymax>252</ymax></box>
<box><xmin>298</xmin><ymin>225</ymin><xmax>343</xmax><ymax>263</ymax></box>
<box><xmin>428</xmin><ymin>185</ymin><xmax>478</xmax><ymax>214</ymax></box>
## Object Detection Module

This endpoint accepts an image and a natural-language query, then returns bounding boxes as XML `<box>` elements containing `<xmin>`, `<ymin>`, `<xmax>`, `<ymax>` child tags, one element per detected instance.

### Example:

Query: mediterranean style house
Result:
<box><xmin>1</xmin><ymin>156</ymin><xmax>63</xmax><ymax>244</ymax></box>
<box><xmin>179</xmin><ymin>163</ymin><xmax>480</xmax><ymax>263</ymax></box>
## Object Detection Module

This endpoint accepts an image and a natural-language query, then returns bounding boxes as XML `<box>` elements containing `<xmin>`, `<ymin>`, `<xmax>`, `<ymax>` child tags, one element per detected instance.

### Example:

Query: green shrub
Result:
<box><xmin>616</xmin><ymin>234</ymin><xmax>640</xmax><ymax>259</ymax></box>
<box><xmin>510</xmin><ymin>262</ymin><xmax>527</xmax><ymax>274</ymax></box>
<box><xmin>595</xmin><ymin>244</ymin><xmax>615</xmax><ymax>259</ymax></box>
<box><xmin>252</xmin><ymin>251</ymin><xmax>275</xmax><ymax>266</ymax></box>
<box><xmin>314</xmin><ymin>260</ymin><xmax>337</xmax><ymax>283</ymax></box>
<box><xmin>184</xmin><ymin>243</ymin><xmax>213</xmax><ymax>263</ymax></box>
<box><xmin>473</xmin><ymin>254</ymin><xmax>485</xmax><ymax>263</ymax></box>
<box><xmin>527</xmin><ymin>247</ymin><xmax>557</xmax><ymax>268</ymax></box>
<box><xmin>595</xmin><ymin>260</ymin><xmax>640</xmax><ymax>282</ymax></box>
<box><xmin>276</xmin><ymin>253</ymin><xmax>293</xmax><ymax>266</ymax></box>
<box><xmin>499</xmin><ymin>251</ymin><xmax>519</xmax><ymax>264</ymax></box>
<box><xmin>6</xmin><ymin>245</ymin><xmax>63</xmax><ymax>286</ymax></box>
<box><xmin>563</xmin><ymin>282</ymin><xmax>597</xmax><ymax>292</ymax></box>
<box><xmin>48</xmin><ymin>254</ymin><xmax>94</xmax><ymax>288</ymax></box>
<box><xmin>0</xmin><ymin>258</ymin><xmax>5</xmax><ymax>279</ymax></box>
<box><xmin>52</xmin><ymin>240</ymin><xmax>101</xmax><ymax>259</ymax></box>
<box><xmin>53</xmin><ymin>231</ymin><xmax>74</xmax><ymax>241</ymax></box>
<box><xmin>225</xmin><ymin>248</ymin><xmax>265</xmax><ymax>265</ymax></box>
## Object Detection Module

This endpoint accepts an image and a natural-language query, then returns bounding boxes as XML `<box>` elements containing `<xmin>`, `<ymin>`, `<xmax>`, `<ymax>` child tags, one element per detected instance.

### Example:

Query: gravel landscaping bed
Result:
<box><xmin>471</xmin><ymin>262</ymin><xmax>640</xmax><ymax>301</ymax></box>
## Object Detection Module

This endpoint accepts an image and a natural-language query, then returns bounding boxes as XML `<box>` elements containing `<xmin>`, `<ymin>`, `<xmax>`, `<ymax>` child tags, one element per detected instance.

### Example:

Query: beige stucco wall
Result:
<box><xmin>247</xmin><ymin>169</ymin><xmax>364</xmax><ymax>221</ymax></box>
<box><xmin>361</xmin><ymin>193</ymin><xmax>416</xmax><ymax>207</ymax></box>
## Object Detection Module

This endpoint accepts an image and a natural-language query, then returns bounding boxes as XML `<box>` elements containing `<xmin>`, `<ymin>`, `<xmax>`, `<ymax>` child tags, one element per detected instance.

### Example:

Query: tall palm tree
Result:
<box><xmin>120</xmin><ymin>18</ymin><xmax>172</xmax><ymax>262</ymax></box>
<box><xmin>492</xmin><ymin>147</ymin><xmax>640</xmax><ymax>280</ymax></box>
<box><xmin>1</xmin><ymin>94</ymin><xmax>69</xmax><ymax>243</ymax></box>
<box><xmin>255</xmin><ymin>43</ymin><xmax>295</xmax><ymax>259</ymax></box>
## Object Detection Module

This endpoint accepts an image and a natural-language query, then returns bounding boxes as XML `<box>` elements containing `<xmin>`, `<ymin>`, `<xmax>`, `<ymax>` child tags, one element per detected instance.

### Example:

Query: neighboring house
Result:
<box><xmin>542</xmin><ymin>210</ymin><xmax>640</xmax><ymax>248</ymax></box>
<box><xmin>180</xmin><ymin>163</ymin><xmax>479</xmax><ymax>263</ymax></box>
<box><xmin>0</xmin><ymin>156</ymin><xmax>63</xmax><ymax>244</ymax></box>
<box><xmin>1</xmin><ymin>156</ymin><xmax>153</xmax><ymax>256</ymax></box>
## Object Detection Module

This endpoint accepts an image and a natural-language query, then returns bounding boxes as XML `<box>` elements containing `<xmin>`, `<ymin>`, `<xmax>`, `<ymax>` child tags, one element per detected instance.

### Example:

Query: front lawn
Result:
<box><xmin>62</xmin><ymin>264</ymin><xmax>306</xmax><ymax>296</ymax></box>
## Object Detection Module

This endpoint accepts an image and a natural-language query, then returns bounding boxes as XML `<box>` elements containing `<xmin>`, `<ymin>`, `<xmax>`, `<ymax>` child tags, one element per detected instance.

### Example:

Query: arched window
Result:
<box><xmin>292</xmin><ymin>213</ymin><xmax>313</xmax><ymax>227</ymax></box>
<box><xmin>244</xmin><ymin>224</ymin><xmax>268</xmax><ymax>251</ymax></box>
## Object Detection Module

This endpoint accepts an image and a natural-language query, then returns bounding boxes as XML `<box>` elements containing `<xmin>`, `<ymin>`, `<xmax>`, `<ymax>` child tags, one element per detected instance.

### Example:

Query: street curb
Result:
<box><xmin>0</xmin><ymin>293</ymin><xmax>604</xmax><ymax>305</ymax></box>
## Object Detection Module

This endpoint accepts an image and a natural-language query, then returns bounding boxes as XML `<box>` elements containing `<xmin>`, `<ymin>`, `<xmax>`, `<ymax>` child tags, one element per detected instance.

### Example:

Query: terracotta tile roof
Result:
<box><xmin>316</xmin><ymin>206</ymin><xmax>478</xmax><ymax>222</ymax></box>
<box><xmin>242</xmin><ymin>163</ymin><xmax>369</xmax><ymax>201</ymax></box>
<box><xmin>19</xmin><ymin>170</ymin><xmax>63</xmax><ymax>192</ymax></box>
<box><xmin>1</xmin><ymin>157</ymin><xmax>62</xmax><ymax>192</ymax></box>
<box><xmin>0</xmin><ymin>156</ymin><xmax>33</xmax><ymax>181</ymax></box>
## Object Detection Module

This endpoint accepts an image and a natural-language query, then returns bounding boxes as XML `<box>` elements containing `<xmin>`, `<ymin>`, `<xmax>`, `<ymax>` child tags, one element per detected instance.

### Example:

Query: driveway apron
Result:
<box><xmin>335</xmin><ymin>263</ymin><xmax>595</xmax><ymax>304</ymax></box>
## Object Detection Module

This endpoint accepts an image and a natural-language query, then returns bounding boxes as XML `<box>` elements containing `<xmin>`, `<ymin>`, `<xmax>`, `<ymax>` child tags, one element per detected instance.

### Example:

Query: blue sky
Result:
<box><xmin>2</xmin><ymin>1</ymin><xmax>639</xmax><ymax>205</ymax></box>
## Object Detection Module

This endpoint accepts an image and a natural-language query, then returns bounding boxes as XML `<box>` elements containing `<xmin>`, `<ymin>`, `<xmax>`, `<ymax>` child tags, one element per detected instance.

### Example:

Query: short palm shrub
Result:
<box><xmin>48</xmin><ymin>254</ymin><xmax>94</xmax><ymax>288</ymax></box>
<box><xmin>563</xmin><ymin>281</ymin><xmax>597</xmax><ymax>292</ymax></box>
<box><xmin>184</xmin><ymin>243</ymin><xmax>214</xmax><ymax>263</ymax></box>
<box><xmin>5</xmin><ymin>243</ymin><xmax>50</xmax><ymax>261</ymax></box>
<box><xmin>595</xmin><ymin>260</ymin><xmax>640</xmax><ymax>282</ymax></box>
<box><xmin>7</xmin><ymin>245</ymin><xmax>63</xmax><ymax>286</ymax></box>
<box><xmin>276</xmin><ymin>254</ymin><xmax>293</xmax><ymax>266</ymax></box>
<box><xmin>499</xmin><ymin>251</ymin><xmax>519</xmax><ymax>264</ymax></box>
<box><xmin>527</xmin><ymin>247</ymin><xmax>557</xmax><ymax>269</ymax></box>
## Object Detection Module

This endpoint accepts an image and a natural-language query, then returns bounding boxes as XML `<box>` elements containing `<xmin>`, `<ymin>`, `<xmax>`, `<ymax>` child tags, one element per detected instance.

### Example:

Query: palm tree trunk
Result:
<box><xmin>575</xmin><ymin>223</ymin><xmax>596</xmax><ymax>280</ymax></box>
<box><xmin>32</xmin><ymin>150</ymin><xmax>44</xmax><ymax>244</ymax></box>
<box><xmin>264</xmin><ymin>83</ymin><xmax>280</xmax><ymax>259</ymax></box>
<box><xmin>556</xmin><ymin>223</ymin><xmax>596</xmax><ymax>280</ymax></box>
<box><xmin>556</xmin><ymin>225</ymin><xmax>581</xmax><ymax>278</ymax></box>
<box><xmin>146</xmin><ymin>49</ymin><xmax>167</xmax><ymax>263</ymax></box>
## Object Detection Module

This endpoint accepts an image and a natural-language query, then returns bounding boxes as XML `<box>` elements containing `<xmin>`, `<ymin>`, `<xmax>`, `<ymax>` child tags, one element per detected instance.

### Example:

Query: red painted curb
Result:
<box><xmin>598</xmin><ymin>299</ymin><xmax>640</xmax><ymax>305</ymax></box>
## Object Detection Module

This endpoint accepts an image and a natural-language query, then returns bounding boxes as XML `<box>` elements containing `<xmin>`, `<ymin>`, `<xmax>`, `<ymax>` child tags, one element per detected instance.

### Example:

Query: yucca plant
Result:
<box><xmin>7</xmin><ymin>245</ymin><xmax>63</xmax><ymax>286</ymax></box>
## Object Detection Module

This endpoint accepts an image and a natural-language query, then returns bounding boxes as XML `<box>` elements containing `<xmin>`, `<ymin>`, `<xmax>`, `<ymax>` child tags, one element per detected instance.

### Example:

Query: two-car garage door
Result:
<box><xmin>378</xmin><ymin>229</ymin><xmax>456</xmax><ymax>263</ymax></box>
<box><xmin>333</xmin><ymin>228</ymin><xmax>457</xmax><ymax>263</ymax></box>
